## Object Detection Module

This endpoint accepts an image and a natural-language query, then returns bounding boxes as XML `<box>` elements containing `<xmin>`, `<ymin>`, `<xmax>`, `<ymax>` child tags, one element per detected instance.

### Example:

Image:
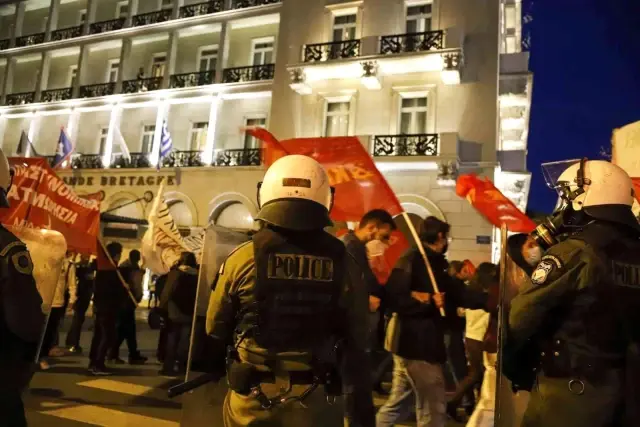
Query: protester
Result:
<box><xmin>155</xmin><ymin>272</ymin><xmax>170</xmax><ymax>363</ymax></box>
<box><xmin>66</xmin><ymin>254</ymin><xmax>96</xmax><ymax>354</ymax></box>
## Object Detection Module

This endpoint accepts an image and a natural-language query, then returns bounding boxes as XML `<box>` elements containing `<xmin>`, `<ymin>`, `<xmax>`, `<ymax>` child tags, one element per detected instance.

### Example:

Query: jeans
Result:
<box><xmin>65</xmin><ymin>295</ymin><xmax>92</xmax><ymax>348</ymax></box>
<box><xmin>89</xmin><ymin>311</ymin><xmax>117</xmax><ymax>369</ymax></box>
<box><xmin>449</xmin><ymin>338</ymin><xmax>485</xmax><ymax>407</ymax></box>
<box><xmin>376</xmin><ymin>356</ymin><xmax>446</xmax><ymax>427</ymax></box>
<box><xmin>163</xmin><ymin>322</ymin><xmax>191</xmax><ymax>372</ymax></box>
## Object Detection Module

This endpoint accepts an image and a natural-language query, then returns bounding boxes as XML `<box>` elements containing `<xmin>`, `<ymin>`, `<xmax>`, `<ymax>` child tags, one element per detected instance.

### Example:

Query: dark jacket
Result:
<box><xmin>341</xmin><ymin>231</ymin><xmax>383</xmax><ymax>298</ymax></box>
<box><xmin>386</xmin><ymin>246</ymin><xmax>488</xmax><ymax>363</ymax></box>
<box><xmin>93</xmin><ymin>269</ymin><xmax>127</xmax><ymax>313</ymax></box>
<box><xmin>75</xmin><ymin>259</ymin><xmax>95</xmax><ymax>301</ymax></box>
<box><xmin>160</xmin><ymin>265</ymin><xmax>198</xmax><ymax>323</ymax></box>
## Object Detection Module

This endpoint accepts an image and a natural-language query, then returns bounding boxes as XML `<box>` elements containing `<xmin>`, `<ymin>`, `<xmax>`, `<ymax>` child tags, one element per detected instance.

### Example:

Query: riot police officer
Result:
<box><xmin>206</xmin><ymin>155</ymin><xmax>375</xmax><ymax>427</ymax></box>
<box><xmin>0</xmin><ymin>148</ymin><xmax>45</xmax><ymax>426</ymax></box>
<box><xmin>506</xmin><ymin>159</ymin><xmax>640</xmax><ymax>427</ymax></box>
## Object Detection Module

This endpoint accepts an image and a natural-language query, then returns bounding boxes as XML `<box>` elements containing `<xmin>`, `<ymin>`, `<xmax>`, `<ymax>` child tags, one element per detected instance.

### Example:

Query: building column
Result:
<box><xmin>150</xmin><ymin>101</ymin><xmax>169</xmax><ymax>167</ymax></box>
<box><xmin>103</xmin><ymin>105</ymin><xmax>123</xmax><ymax>167</ymax></box>
<box><xmin>172</xmin><ymin>0</ymin><xmax>184</xmax><ymax>20</ymax></box>
<box><xmin>0</xmin><ymin>117</ymin><xmax>7</xmax><ymax>150</ymax></box>
<box><xmin>203</xmin><ymin>95</ymin><xmax>221</xmax><ymax>165</ymax></box>
<box><xmin>74</xmin><ymin>45</ymin><xmax>90</xmax><ymax>98</ymax></box>
<box><xmin>9</xmin><ymin>2</ymin><xmax>25</xmax><ymax>49</ymax></box>
<box><xmin>214</xmin><ymin>22</ymin><xmax>231</xmax><ymax>84</ymax></box>
<box><xmin>163</xmin><ymin>30</ymin><xmax>178</xmax><ymax>89</ymax></box>
<box><xmin>27</xmin><ymin>114</ymin><xmax>42</xmax><ymax>157</ymax></box>
<box><xmin>66</xmin><ymin>109</ymin><xmax>81</xmax><ymax>143</ymax></box>
<box><xmin>116</xmin><ymin>39</ymin><xmax>132</xmax><ymax>94</ymax></box>
<box><xmin>127</xmin><ymin>0</ymin><xmax>139</xmax><ymax>27</ymax></box>
<box><xmin>45</xmin><ymin>0</ymin><xmax>61</xmax><ymax>42</ymax></box>
<box><xmin>0</xmin><ymin>58</ymin><xmax>15</xmax><ymax>105</ymax></box>
<box><xmin>84</xmin><ymin>0</ymin><xmax>98</xmax><ymax>35</ymax></box>
<box><xmin>34</xmin><ymin>52</ymin><xmax>51</xmax><ymax>103</ymax></box>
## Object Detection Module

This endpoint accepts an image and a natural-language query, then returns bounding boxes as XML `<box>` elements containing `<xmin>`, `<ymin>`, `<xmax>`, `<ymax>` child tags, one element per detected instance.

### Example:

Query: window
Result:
<box><xmin>197</xmin><ymin>46</ymin><xmax>218</xmax><ymax>72</ymax></box>
<box><xmin>98</xmin><ymin>128</ymin><xmax>109</xmax><ymax>155</ymax></box>
<box><xmin>406</xmin><ymin>3</ymin><xmax>432</xmax><ymax>33</ymax></box>
<box><xmin>140</xmin><ymin>125</ymin><xmax>156</xmax><ymax>153</ymax></box>
<box><xmin>324</xmin><ymin>102</ymin><xmax>350</xmax><ymax>137</ymax></box>
<box><xmin>78</xmin><ymin>9</ymin><xmax>87</xmax><ymax>26</ymax></box>
<box><xmin>160</xmin><ymin>0</ymin><xmax>174</xmax><ymax>10</ymax></box>
<box><xmin>243</xmin><ymin>117</ymin><xmax>266</xmax><ymax>149</ymax></box>
<box><xmin>116</xmin><ymin>1</ymin><xmax>129</xmax><ymax>18</ymax></box>
<box><xmin>189</xmin><ymin>122</ymin><xmax>208</xmax><ymax>151</ymax></box>
<box><xmin>332</xmin><ymin>14</ymin><xmax>356</xmax><ymax>41</ymax></box>
<box><xmin>399</xmin><ymin>97</ymin><xmax>428</xmax><ymax>134</ymax></box>
<box><xmin>67</xmin><ymin>65</ymin><xmax>78</xmax><ymax>88</ymax></box>
<box><xmin>251</xmin><ymin>39</ymin><xmax>274</xmax><ymax>66</ymax></box>
<box><xmin>107</xmin><ymin>59</ymin><xmax>120</xmax><ymax>83</ymax></box>
<box><xmin>150</xmin><ymin>53</ymin><xmax>167</xmax><ymax>78</ymax></box>
<box><xmin>503</xmin><ymin>3</ymin><xmax>519</xmax><ymax>53</ymax></box>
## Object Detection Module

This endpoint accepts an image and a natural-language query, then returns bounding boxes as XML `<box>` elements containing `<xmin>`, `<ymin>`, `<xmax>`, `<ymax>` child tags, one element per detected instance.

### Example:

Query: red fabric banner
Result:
<box><xmin>456</xmin><ymin>174</ymin><xmax>536</xmax><ymax>233</ymax></box>
<box><xmin>1</xmin><ymin>158</ymin><xmax>101</xmax><ymax>255</ymax></box>
<box><xmin>633</xmin><ymin>178</ymin><xmax>640</xmax><ymax>203</ymax></box>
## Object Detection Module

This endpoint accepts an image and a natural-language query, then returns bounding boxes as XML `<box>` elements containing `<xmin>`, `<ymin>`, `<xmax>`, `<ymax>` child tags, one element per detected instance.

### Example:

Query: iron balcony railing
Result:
<box><xmin>122</xmin><ymin>77</ymin><xmax>163</xmax><ymax>94</ymax></box>
<box><xmin>179</xmin><ymin>1</ymin><xmax>224</xmax><ymax>18</ymax></box>
<box><xmin>90</xmin><ymin>18</ymin><xmax>126</xmax><ymax>35</ymax></box>
<box><xmin>162</xmin><ymin>151</ymin><xmax>205</xmax><ymax>168</ymax></box>
<box><xmin>222</xmin><ymin>64</ymin><xmax>275</xmax><ymax>83</ymax></box>
<box><xmin>41</xmin><ymin>87</ymin><xmax>72</xmax><ymax>103</ymax></box>
<box><xmin>303</xmin><ymin>39</ymin><xmax>360</xmax><ymax>63</ymax></box>
<box><xmin>133</xmin><ymin>9</ymin><xmax>173</xmax><ymax>27</ymax></box>
<box><xmin>213</xmin><ymin>148</ymin><xmax>262</xmax><ymax>166</ymax></box>
<box><xmin>372</xmin><ymin>134</ymin><xmax>439</xmax><ymax>157</ymax></box>
<box><xmin>51</xmin><ymin>25</ymin><xmax>83</xmax><ymax>42</ymax></box>
<box><xmin>71</xmin><ymin>154</ymin><xmax>104</xmax><ymax>169</ymax></box>
<box><xmin>231</xmin><ymin>0</ymin><xmax>280</xmax><ymax>9</ymax></box>
<box><xmin>379</xmin><ymin>30</ymin><xmax>445</xmax><ymax>55</ymax></box>
<box><xmin>111</xmin><ymin>152</ymin><xmax>152</xmax><ymax>169</ymax></box>
<box><xmin>0</xmin><ymin>39</ymin><xmax>9</xmax><ymax>50</ymax></box>
<box><xmin>79</xmin><ymin>82</ymin><xmax>116</xmax><ymax>98</ymax></box>
<box><xmin>6</xmin><ymin>91</ymin><xmax>35</xmax><ymax>106</ymax></box>
<box><xmin>16</xmin><ymin>32</ymin><xmax>45</xmax><ymax>48</ymax></box>
<box><xmin>169</xmin><ymin>70</ymin><xmax>215</xmax><ymax>88</ymax></box>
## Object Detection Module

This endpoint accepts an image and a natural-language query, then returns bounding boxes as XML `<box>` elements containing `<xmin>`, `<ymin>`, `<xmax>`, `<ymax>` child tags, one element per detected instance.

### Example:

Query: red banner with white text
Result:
<box><xmin>456</xmin><ymin>174</ymin><xmax>536</xmax><ymax>233</ymax></box>
<box><xmin>633</xmin><ymin>178</ymin><xmax>640</xmax><ymax>203</ymax></box>
<box><xmin>1</xmin><ymin>158</ymin><xmax>101</xmax><ymax>255</ymax></box>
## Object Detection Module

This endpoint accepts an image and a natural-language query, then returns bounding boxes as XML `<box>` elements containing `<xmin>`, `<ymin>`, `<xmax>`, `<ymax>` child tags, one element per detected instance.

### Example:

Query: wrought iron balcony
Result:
<box><xmin>380</xmin><ymin>30</ymin><xmax>444</xmax><ymax>55</ymax></box>
<box><xmin>222</xmin><ymin>64</ymin><xmax>274</xmax><ymax>83</ymax></box>
<box><xmin>51</xmin><ymin>25</ymin><xmax>83</xmax><ymax>42</ymax></box>
<box><xmin>179</xmin><ymin>1</ymin><xmax>223</xmax><ymax>18</ymax></box>
<box><xmin>169</xmin><ymin>70</ymin><xmax>215</xmax><ymax>89</ymax></box>
<box><xmin>71</xmin><ymin>154</ymin><xmax>104</xmax><ymax>169</ymax></box>
<box><xmin>79</xmin><ymin>82</ymin><xmax>116</xmax><ymax>98</ymax></box>
<box><xmin>122</xmin><ymin>77</ymin><xmax>163</xmax><ymax>94</ymax></box>
<box><xmin>16</xmin><ymin>32</ymin><xmax>45</xmax><ymax>48</ymax></box>
<box><xmin>372</xmin><ymin>134</ymin><xmax>439</xmax><ymax>157</ymax></box>
<box><xmin>133</xmin><ymin>9</ymin><xmax>173</xmax><ymax>27</ymax></box>
<box><xmin>162</xmin><ymin>151</ymin><xmax>204</xmax><ymax>168</ymax></box>
<box><xmin>0</xmin><ymin>39</ymin><xmax>8</xmax><ymax>50</ymax></box>
<box><xmin>231</xmin><ymin>0</ymin><xmax>280</xmax><ymax>9</ymax></box>
<box><xmin>111</xmin><ymin>152</ymin><xmax>152</xmax><ymax>169</ymax></box>
<box><xmin>42</xmin><ymin>87</ymin><xmax>72</xmax><ymax>103</ymax></box>
<box><xmin>90</xmin><ymin>18</ymin><xmax>126</xmax><ymax>35</ymax></box>
<box><xmin>303</xmin><ymin>40</ymin><xmax>360</xmax><ymax>63</ymax></box>
<box><xmin>6</xmin><ymin>92</ymin><xmax>35</xmax><ymax>106</ymax></box>
<box><xmin>213</xmin><ymin>148</ymin><xmax>262</xmax><ymax>167</ymax></box>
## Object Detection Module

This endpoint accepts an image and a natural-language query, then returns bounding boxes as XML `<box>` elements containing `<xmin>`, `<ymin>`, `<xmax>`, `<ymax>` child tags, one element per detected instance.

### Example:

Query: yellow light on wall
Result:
<box><xmin>441</xmin><ymin>69</ymin><xmax>460</xmax><ymax>85</ymax></box>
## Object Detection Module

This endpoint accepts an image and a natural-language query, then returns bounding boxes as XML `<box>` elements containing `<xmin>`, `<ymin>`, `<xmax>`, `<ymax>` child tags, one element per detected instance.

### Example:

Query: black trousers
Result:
<box><xmin>449</xmin><ymin>338</ymin><xmax>484</xmax><ymax>407</ymax></box>
<box><xmin>110</xmin><ymin>307</ymin><xmax>138</xmax><ymax>359</ymax></box>
<box><xmin>89</xmin><ymin>311</ymin><xmax>117</xmax><ymax>369</ymax></box>
<box><xmin>0</xmin><ymin>391</ymin><xmax>26</xmax><ymax>427</ymax></box>
<box><xmin>444</xmin><ymin>328</ymin><xmax>468</xmax><ymax>391</ymax></box>
<box><xmin>163</xmin><ymin>321</ymin><xmax>190</xmax><ymax>372</ymax></box>
<box><xmin>41</xmin><ymin>307</ymin><xmax>65</xmax><ymax>359</ymax></box>
<box><xmin>65</xmin><ymin>295</ymin><xmax>92</xmax><ymax>348</ymax></box>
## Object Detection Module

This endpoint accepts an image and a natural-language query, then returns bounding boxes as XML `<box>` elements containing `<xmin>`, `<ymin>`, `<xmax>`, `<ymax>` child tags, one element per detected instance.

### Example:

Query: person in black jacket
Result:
<box><xmin>66</xmin><ymin>254</ymin><xmax>96</xmax><ymax>354</ymax></box>
<box><xmin>377</xmin><ymin>216</ymin><xmax>491</xmax><ymax>427</ymax></box>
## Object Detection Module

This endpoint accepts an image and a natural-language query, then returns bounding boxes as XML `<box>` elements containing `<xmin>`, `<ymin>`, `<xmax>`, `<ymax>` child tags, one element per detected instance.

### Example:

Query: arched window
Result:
<box><xmin>167</xmin><ymin>200</ymin><xmax>193</xmax><ymax>227</ymax></box>
<box><xmin>107</xmin><ymin>198</ymin><xmax>142</xmax><ymax>220</ymax></box>
<box><xmin>214</xmin><ymin>201</ymin><xmax>255</xmax><ymax>230</ymax></box>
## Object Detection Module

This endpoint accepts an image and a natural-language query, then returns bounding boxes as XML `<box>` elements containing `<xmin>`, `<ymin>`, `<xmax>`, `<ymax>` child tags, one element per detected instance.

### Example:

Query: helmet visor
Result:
<box><xmin>541</xmin><ymin>159</ymin><xmax>582</xmax><ymax>191</ymax></box>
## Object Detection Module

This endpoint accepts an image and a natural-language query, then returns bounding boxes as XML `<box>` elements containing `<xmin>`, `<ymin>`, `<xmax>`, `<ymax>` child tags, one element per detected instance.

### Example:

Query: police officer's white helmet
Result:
<box><xmin>555</xmin><ymin>159</ymin><xmax>639</xmax><ymax>231</ymax></box>
<box><xmin>0</xmin><ymin>147</ymin><xmax>13</xmax><ymax>208</ymax></box>
<box><xmin>256</xmin><ymin>155</ymin><xmax>334</xmax><ymax>231</ymax></box>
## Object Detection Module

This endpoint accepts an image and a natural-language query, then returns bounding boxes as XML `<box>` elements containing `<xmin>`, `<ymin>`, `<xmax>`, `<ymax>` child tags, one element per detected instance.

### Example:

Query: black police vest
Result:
<box><xmin>245</xmin><ymin>226</ymin><xmax>346</xmax><ymax>353</ymax></box>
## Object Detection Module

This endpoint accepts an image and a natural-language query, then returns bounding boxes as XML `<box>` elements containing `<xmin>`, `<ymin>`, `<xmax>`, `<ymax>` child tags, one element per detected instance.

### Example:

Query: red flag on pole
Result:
<box><xmin>456</xmin><ymin>174</ymin><xmax>536</xmax><ymax>233</ymax></box>
<box><xmin>633</xmin><ymin>178</ymin><xmax>640</xmax><ymax>204</ymax></box>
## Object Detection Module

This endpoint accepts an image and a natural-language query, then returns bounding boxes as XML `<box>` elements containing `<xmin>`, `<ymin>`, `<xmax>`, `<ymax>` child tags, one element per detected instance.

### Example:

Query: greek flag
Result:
<box><xmin>158</xmin><ymin>121</ymin><xmax>172</xmax><ymax>170</ymax></box>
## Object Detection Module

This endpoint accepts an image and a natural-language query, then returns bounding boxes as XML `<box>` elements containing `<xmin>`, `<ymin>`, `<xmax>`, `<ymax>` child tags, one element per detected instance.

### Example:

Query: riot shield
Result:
<box><xmin>6</xmin><ymin>226</ymin><xmax>67</xmax><ymax>363</ymax></box>
<box><xmin>179</xmin><ymin>224</ymin><xmax>251</xmax><ymax>426</ymax></box>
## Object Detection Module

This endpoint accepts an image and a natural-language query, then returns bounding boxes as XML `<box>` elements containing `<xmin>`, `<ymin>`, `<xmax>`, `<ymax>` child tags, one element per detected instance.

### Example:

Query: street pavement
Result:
<box><xmin>24</xmin><ymin>306</ymin><xmax>466</xmax><ymax>426</ymax></box>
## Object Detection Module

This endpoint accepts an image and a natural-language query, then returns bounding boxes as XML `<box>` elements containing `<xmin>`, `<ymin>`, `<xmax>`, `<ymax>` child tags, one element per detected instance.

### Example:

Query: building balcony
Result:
<box><xmin>372</xmin><ymin>134</ymin><xmax>439</xmax><ymax>157</ymax></box>
<box><xmin>231</xmin><ymin>0</ymin><xmax>281</xmax><ymax>9</ymax></box>
<box><xmin>122</xmin><ymin>77</ymin><xmax>163</xmax><ymax>94</ymax></box>
<box><xmin>0</xmin><ymin>39</ymin><xmax>9</xmax><ymax>51</ymax></box>
<box><xmin>213</xmin><ymin>148</ymin><xmax>262</xmax><ymax>166</ymax></box>
<box><xmin>222</xmin><ymin>64</ymin><xmax>275</xmax><ymax>83</ymax></box>
<box><xmin>79</xmin><ymin>83</ymin><xmax>116</xmax><ymax>99</ymax></box>
<box><xmin>179</xmin><ymin>1</ymin><xmax>224</xmax><ymax>18</ymax></box>
<box><xmin>303</xmin><ymin>40</ymin><xmax>360</xmax><ymax>63</ymax></box>
<box><xmin>379</xmin><ymin>30</ymin><xmax>444</xmax><ymax>55</ymax></box>
<box><xmin>41</xmin><ymin>87</ymin><xmax>73</xmax><ymax>103</ymax></box>
<box><xmin>133</xmin><ymin>9</ymin><xmax>173</xmax><ymax>27</ymax></box>
<box><xmin>89</xmin><ymin>18</ymin><xmax>126</xmax><ymax>35</ymax></box>
<box><xmin>6</xmin><ymin>91</ymin><xmax>35</xmax><ymax>106</ymax></box>
<box><xmin>111</xmin><ymin>153</ymin><xmax>152</xmax><ymax>169</ymax></box>
<box><xmin>162</xmin><ymin>151</ymin><xmax>205</xmax><ymax>168</ymax></box>
<box><xmin>16</xmin><ymin>32</ymin><xmax>45</xmax><ymax>48</ymax></box>
<box><xmin>169</xmin><ymin>70</ymin><xmax>215</xmax><ymax>89</ymax></box>
<box><xmin>51</xmin><ymin>25</ymin><xmax>84</xmax><ymax>42</ymax></box>
<box><xmin>71</xmin><ymin>154</ymin><xmax>104</xmax><ymax>169</ymax></box>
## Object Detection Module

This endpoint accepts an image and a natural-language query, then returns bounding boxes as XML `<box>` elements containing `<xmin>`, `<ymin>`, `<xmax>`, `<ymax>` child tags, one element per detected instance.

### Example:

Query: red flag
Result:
<box><xmin>633</xmin><ymin>178</ymin><xmax>640</xmax><ymax>203</ymax></box>
<box><xmin>456</xmin><ymin>174</ymin><xmax>536</xmax><ymax>233</ymax></box>
<box><xmin>96</xmin><ymin>240</ymin><xmax>116</xmax><ymax>271</ymax></box>
<box><xmin>1</xmin><ymin>158</ymin><xmax>101</xmax><ymax>254</ymax></box>
<box><xmin>248</xmin><ymin>128</ymin><xmax>289</xmax><ymax>166</ymax></box>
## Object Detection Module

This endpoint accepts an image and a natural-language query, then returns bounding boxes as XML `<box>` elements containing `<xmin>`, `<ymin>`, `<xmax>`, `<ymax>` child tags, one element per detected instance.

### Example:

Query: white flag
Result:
<box><xmin>113</xmin><ymin>127</ymin><xmax>132</xmax><ymax>163</ymax></box>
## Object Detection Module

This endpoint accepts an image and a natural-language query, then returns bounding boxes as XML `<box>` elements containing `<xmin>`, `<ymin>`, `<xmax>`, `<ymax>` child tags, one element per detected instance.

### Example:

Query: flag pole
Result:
<box><xmin>98</xmin><ymin>238</ymin><xmax>138</xmax><ymax>307</ymax></box>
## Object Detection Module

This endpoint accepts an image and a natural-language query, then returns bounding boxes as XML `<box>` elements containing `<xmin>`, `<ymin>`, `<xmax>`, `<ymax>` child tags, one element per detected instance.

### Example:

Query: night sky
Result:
<box><xmin>525</xmin><ymin>0</ymin><xmax>640</xmax><ymax>213</ymax></box>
